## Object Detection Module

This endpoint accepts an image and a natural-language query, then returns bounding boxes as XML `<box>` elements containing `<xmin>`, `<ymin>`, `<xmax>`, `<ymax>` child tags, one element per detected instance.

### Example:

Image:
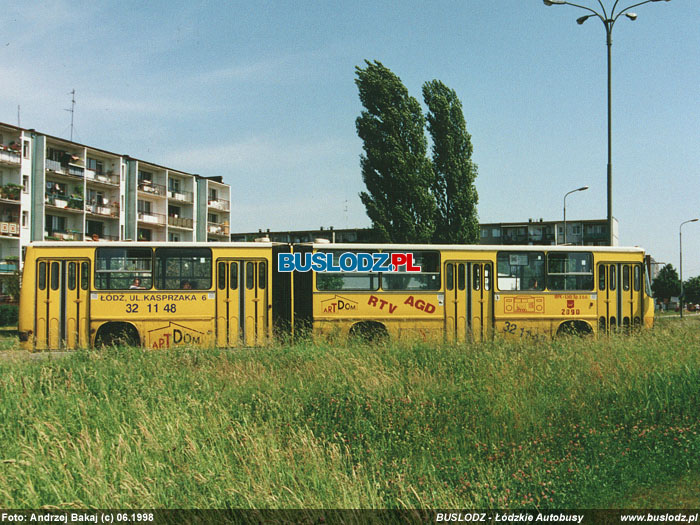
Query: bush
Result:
<box><xmin>0</xmin><ymin>304</ymin><xmax>18</xmax><ymax>326</ymax></box>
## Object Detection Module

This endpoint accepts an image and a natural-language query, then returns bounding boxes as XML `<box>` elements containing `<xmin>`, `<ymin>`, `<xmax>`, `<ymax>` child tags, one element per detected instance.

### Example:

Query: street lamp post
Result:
<box><xmin>563</xmin><ymin>186</ymin><xmax>589</xmax><ymax>244</ymax></box>
<box><xmin>679</xmin><ymin>218</ymin><xmax>698</xmax><ymax>318</ymax></box>
<box><xmin>543</xmin><ymin>0</ymin><xmax>671</xmax><ymax>246</ymax></box>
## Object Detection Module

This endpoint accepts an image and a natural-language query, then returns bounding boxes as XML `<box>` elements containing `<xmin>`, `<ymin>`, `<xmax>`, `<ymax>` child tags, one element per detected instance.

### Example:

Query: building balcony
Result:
<box><xmin>168</xmin><ymin>189</ymin><xmax>194</xmax><ymax>203</ymax></box>
<box><xmin>0</xmin><ymin>184</ymin><xmax>21</xmax><ymax>202</ymax></box>
<box><xmin>138</xmin><ymin>181</ymin><xmax>166</xmax><ymax>197</ymax></box>
<box><xmin>0</xmin><ymin>148</ymin><xmax>21</xmax><ymax>166</ymax></box>
<box><xmin>46</xmin><ymin>160</ymin><xmax>84</xmax><ymax>179</ymax></box>
<box><xmin>84</xmin><ymin>233</ymin><xmax>119</xmax><ymax>241</ymax></box>
<box><xmin>45</xmin><ymin>230</ymin><xmax>82</xmax><ymax>241</ymax></box>
<box><xmin>0</xmin><ymin>221</ymin><xmax>20</xmax><ymax>237</ymax></box>
<box><xmin>208</xmin><ymin>198</ymin><xmax>230</xmax><ymax>212</ymax></box>
<box><xmin>86</xmin><ymin>170</ymin><xmax>119</xmax><ymax>186</ymax></box>
<box><xmin>138</xmin><ymin>211</ymin><xmax>166</xmax><ymax>226</ymax></box>
<box><xmin>0</xmin><ymin>259</ymin><xmax>19</xmax><ymax>273</ymax></box>
<box><xmin>208</xmin><ymin>222</ymin><xmax>229</xmax><ymax>236</ymax></box>
<box><xmin>168</xmin><ymin>215</ymin><xmax>193</xmax><ymax>229</ymax></box>
<box><xmin>86</xmin><ymin>201</ymin><xmax>119</xmax><ymax>218</ymax></box>
<box><xmin>46</xmin><ymin>194</ymin><xmax>84</xmax><ymax>212</ymax></box>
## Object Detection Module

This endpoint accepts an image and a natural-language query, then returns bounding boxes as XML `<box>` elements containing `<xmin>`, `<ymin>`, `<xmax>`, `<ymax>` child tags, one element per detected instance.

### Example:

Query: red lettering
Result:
<box><xmin>391</xmin><ymin>253</ymin><xmax>408</xmax><ymax>268</ymax></box>
<box><xmin>424</xmin><ymin>303</ymin><xmax>435</xmax><ymax>314</ymax></box>
<box><xmin>388</xmin><ymin>303</ymin><xmax>397</xmax><ymax>314</ymax></box>
<box><xmin>415</xmin><ymin>299</ymin><xmax>426</xmax><ymax>311</ymax></box>
<box><xmin>368</xmin><ymin>295</ymin><xmax>378</xmax><ymax>307</ymax></box>
<box><xmin>404</xmin><ymin>296</ymin><xmax>415</xmax><ymax>306</ymax></box>
<box><xmin>406</xmin><ymin>253</ymin><xmax>422</xmax><ymax>272</ymax></box>
<box><xmin>379</xmin><ymin>299</ymin><xmax>388</xmax><ymax>310</ymax></box>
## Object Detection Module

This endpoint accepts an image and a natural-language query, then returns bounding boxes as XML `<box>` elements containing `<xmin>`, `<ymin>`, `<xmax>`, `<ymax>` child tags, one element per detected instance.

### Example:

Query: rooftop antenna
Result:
<box><xmin>17</xmin><ymin>105</ymin><xmax>20</xmax><ymax>127</ymax></box>
<box><xmin>343</xmin><ymin>199</ymin><xmax>348</xmax><ymax>228</ymax></box>
<box><xmin>65</xmin><ymin>89</ymin><xmax>76</xmax><ymax>141</ymax></box>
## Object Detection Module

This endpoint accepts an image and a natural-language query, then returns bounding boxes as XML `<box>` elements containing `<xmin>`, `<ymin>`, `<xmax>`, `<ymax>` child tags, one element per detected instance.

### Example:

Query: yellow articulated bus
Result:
<box><xmin>19</xmin><ymin>241</ymin><xmax>653</xmax><ymax>350</ymax></box>
<box><xmin>291</xmin><ymin>243</ymin><xmax>654</xmax><ymax>343</ymax></box>
<box><xmin>19</xmin><ymin>242</ymin><xmax>290</xmax><ymax>351</ymax></box>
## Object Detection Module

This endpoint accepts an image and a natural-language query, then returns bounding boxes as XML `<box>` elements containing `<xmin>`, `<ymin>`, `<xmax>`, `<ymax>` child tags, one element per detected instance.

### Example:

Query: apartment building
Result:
<box><xmin>479</xmin><ymin>218</ymin><xmax>618</xmax><ymax>246</ymax></box>
<box><xmin>0</xmin><ymin>121</ymin><xmax>231</xmax><ymax>271</ymax></box>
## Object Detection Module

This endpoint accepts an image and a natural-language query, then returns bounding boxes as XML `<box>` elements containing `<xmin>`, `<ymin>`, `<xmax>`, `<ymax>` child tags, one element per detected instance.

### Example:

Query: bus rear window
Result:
<box><xmin>497</xmin><ymin>251</ymin><xmax>544</xmax><ymax>291</ymax></box>
<box><xmin>154</xmin><ymin>248</ymin><xmax>212</xmax><ymax>290</ymax></box>
<box><xmin>95</xmin><ymin>248</ymin><xmax>152</xmax><ymax>290</ymax></box>
<box><xmin>547</xmin><ymin>252</ymin><xmax>593</xmax><ymax>291</ymax></box>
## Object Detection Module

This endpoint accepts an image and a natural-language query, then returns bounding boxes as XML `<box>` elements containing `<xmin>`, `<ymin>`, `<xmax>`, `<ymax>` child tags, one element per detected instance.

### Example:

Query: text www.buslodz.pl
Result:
<box><xmin>278</xmin><ymin>252</ymin><xmax>422</xmax><ymax>273</ymax></box>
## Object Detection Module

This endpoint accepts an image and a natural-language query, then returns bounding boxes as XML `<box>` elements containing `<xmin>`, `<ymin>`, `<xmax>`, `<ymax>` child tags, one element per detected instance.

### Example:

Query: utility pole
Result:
<box><xmin>65</xmin><ymin>89</ymin><xmax>76</xmax><ymax>141</ymax></box>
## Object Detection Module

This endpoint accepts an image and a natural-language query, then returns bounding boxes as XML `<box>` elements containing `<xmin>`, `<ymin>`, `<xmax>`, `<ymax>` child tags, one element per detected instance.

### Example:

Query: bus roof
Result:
<box><xmin>302</xmin><ymin>243</ymin><xmax>646</xmax><ymax>253</ymax></box>
<box><xmin>26</xmin><ymin>241</ymin><xmax>278</xmax><ymax>248</ymax></box>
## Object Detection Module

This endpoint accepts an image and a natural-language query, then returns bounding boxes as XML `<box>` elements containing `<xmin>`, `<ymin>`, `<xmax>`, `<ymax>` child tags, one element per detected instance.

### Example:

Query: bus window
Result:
<box><xmin>446</xmin><ymin>263</ymin><xmax>454</xmax><ymax>291</ymax></box>
<box><xmin>623</xmin><ymin>265</ymin><xmax>630</xmax><ymax>291</ymax></box>
<box><xmin>259</xmin><ymin>262</ymin><xmax>267</xmax><ymax>289</ymax></box>
<box><xmin>155</xmin><ymin>248</ymin><xmax>211</xmax><ymax>290</ymax></box>
<box><xmin>68</xmin><ymin>262</ymin><xmax>77</xmax><ymax>290</ymax></box>
<box><xmin>246</xmin><ymin>262</ymin><xmax>254</xmax><ymax>290</ymax></box>
<box><xmin>458</xmin><ymin>264</ymin><xmax>465</xmax><ymax>291</ymax></box>
<box><xmin>598</xmin><ymin>264</ymin><xmax>606</xmax><ymax>291</ymax></box>
<box><xmin>316</xmin><ymin>251</ymin><xmax>379</xmax><ymax>291</ymax></box>
<box><xmin>634</xmin><ymin>265</ymin><xmax>641</xmax><ymax>292</ymax></box>
<box><xmin>547</xmin><ymin>252</ymin><xmax>593</xmax><ymax>291</ymax></box>
<box><xmin>472</xmin><ymin>264</ymin><xmax>480</xmax><ymax>291</ymax></box>
<box><xmin>497</xmin><ymin>252</ymin><xmax>544</xmax><ymax>291</ymax></box>
<box><xmin>51</xmin><ymin>262</ymin><xmax>59</xmax><ymax>290</ymax></box>
<box><xmin>383</xmin><ymin>251</ymin><xmax>440</xmax><ymax>291</ymax></box>
<box><xmin>610</xmin><ymin>265</ymin><xmax>616</xmax><ymax>291</ymax></box>
<box><xmin>218</xmin><ymin>262</ymin><xmax>227</xmax><ymax>290</ymax></box>
<box><xmin>230</xmin><ymin>262</ymin><xmax>238</xmax><ymax>289</ymax></box>
<box><xmin>81</xmin><ymin>262</ymin><xmax>89</xmax><ymax>290</ymax></box>
<box><xmin>484</xmin><ymin>264</ymin><xmax>492</xmax><ymax>291</ymax></box>
<box><xmin>38</xmin><ymin>262</ymin><xmax>46</xmax><ymax>290</ymax></box>
<box><xmin>96</xmin><ymin>247</ymin><xmax>152</xmax><ymax>290</ymax></box>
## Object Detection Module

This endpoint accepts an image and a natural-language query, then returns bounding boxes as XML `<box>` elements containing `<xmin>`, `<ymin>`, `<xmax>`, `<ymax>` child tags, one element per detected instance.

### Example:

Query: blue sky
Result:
<box><xmin>1</xmin><ymin>0</ymin><xmax>698</xmax><ymax>276</ymax></box>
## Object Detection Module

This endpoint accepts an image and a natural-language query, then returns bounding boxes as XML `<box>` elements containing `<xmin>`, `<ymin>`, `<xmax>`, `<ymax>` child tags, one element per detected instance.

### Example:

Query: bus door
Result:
<box><xmin>216</xmin><ymin>259</ymin><xmax>268</xmax><ymax>346</ymax></box>
<box><xmin>598</xmin><ymin>262</ymin><xmax>644</xmax><ymax>331</ymax></box>
<box><xmin>35</xmin><ymin>259</ymin><xmax>90</xmax><ymax>350</ymax></box>
<box><xmin>444</xmin><ymin>261</ymin><xmax>493</xmax><ymax>342</ymax></box>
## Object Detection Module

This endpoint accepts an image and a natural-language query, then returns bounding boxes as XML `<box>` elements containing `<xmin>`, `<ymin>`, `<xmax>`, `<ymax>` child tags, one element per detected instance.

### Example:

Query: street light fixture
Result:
<box><xmin>679</xmin><ymin>218</ymin><xmax>698</xmax><ymax>318</ymax></box>
<box><xmin>563</xmin><ymin>186</ymin><xmax>589</xmax><ymax>245</ymax></box>
<box><xmin>543</xmin><ymin>0</ymin><xmax>671</xmax><ymax>246</ymax></box>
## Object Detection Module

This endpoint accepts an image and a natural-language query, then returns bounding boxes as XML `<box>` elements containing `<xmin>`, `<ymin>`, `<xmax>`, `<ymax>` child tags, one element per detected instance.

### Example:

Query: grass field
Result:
<box><xmin>1</xmin><ymin>319</ymin><xmax>699</xmax><ymax>508</ymax></box>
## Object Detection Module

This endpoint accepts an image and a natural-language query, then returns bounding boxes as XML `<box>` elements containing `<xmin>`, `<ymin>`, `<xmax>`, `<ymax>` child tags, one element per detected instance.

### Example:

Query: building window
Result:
<box><xmin>168</xmin><ymin>233</ymin><xmax>180</xmax><ymax>242</ymax></box>
<box><xmin>23</xmin><ymin>141</ymin><xmax>30</xmax><ymax>159</ymax></box>
<box><xmin>481</xmin><ymin>228</ymin><xmax>488</xmax><ymax>238</ymax></box>
<box><xmin>22</xmin><ymin>211</ymin><xmax>28</xmax><ymax>228</ymax></box>
<box><xmin>87</xmin><ymin>157</ymin><xmax>104</xmax><ymax>174</ymax></box>
<box><xmin>168</xmin><ymin>205</ymin><xmax>181</xmax><ymax>217</ymax></box>
<box><xmin>208</xmin><ymin>188</ymin><xmax>217</xmax><ymax>201</ymax></box>
<box><xmin>168</xmin><ymin>178</ymin><xmax>180</xmax><ymax>192</ymax></box>
<box><xmin>22</xmin><ymin>175</ymin><xmax>29</xmax><ymax>193</ymax></box>
<box><xmin>138</xmin><ymin>170</ymin><xmax>153</xmax><ymax>183</ymax></box>
<box><xmin>137</xmin><ymin>200</ymin><xmax>152</xmax><ymax>214</ymax></box>
<box><xmin>492</xmin><ymin>228</ymin><xmax>500</xmax><ymax>238</ymax></box>
<box><xmin>572</xmin><ymin>225</ymin><xmax>581</xmax><ymax>235</ymax></box>
<box><xmin>137</xmin><ymin>228</ymin><xmax>152</xmax><ymax>241</ymax></box>
<box><xmin>208</xmin><ymin>213</ymin><xmax>218</xmax><ymax>224</ymax></box>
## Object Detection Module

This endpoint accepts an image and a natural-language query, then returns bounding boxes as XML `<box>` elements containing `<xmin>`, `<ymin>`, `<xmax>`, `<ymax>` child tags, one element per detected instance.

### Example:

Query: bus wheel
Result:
<box><xmin>349</xmin><ymin>321</ymin><xmax>389</xmax><ymax>344</ymax></box>
<box><xmin>556</xmin><ymin>320</ymin><xmax>593</xmax><ymax>337</ymax></box>
<box><xmin>95</xmin><ymin>322</ymin><xmax>141</xmax><ymax>348</ymax></box>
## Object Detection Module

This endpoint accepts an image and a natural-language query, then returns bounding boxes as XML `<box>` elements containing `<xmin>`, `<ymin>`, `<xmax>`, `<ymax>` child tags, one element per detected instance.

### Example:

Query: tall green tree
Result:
<box><xmin>651</xmin><ymin>264</ymin><xmax>680</xmax><ymax>301</ymax></box>
<box><xmin>355</xmin><ymin>60</ymin><xmax>436</xmax><ymax>243</ymax></box>
<box><xmin>683</xmin><ymin>275</ymin><xmax>700</xmax><ymax>304</ymax></box>
<box><xmin>423</xmin><ymin>80</ymin><xmax>479</xmax><ymax>244</ymax></box>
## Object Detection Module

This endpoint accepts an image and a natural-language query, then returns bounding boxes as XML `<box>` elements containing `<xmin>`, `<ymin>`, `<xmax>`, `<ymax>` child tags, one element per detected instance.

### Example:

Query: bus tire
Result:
<box><xmin>95</xmin><ymin>322</ymin><xmax>141</xmax><ymax>348</ymax></box>
<box><xmin>349</xmin><ymin>321</ymin><xmax>389</xmax><ymax>344</ymax></box>
<box><xmin>556</xmin><ymin>320</ymin><xmax>593</xmax><ymax>337</ymax></box>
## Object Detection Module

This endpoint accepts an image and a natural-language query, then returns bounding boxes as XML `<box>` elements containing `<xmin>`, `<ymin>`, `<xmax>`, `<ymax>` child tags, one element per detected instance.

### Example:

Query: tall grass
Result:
<box><xmin>1</xmin><ymin>319</ymin><xmax>699</xmax><ymax>508</ymax></box>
